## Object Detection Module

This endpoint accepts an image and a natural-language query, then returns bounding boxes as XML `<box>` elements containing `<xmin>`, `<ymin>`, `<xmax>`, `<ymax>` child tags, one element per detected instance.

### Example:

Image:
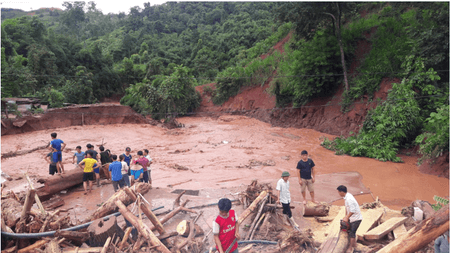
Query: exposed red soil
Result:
<box><xmin>419</xmin><ymin>151</ymin><xmax>450</xmax><ymax>179</ymax></box>
<box><xmin>1</xmin><ymin>104</ymin><xmax>149</xmax><ymax>136</ymax></box>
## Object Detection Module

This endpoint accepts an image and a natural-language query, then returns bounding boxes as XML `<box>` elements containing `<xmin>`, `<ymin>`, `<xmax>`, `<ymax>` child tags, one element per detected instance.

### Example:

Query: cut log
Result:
<box><xmin>332</xmin><ymin>229</ymin><xmax>349</xmax><ymax>253</ymax></box>
<box><xmin>115</xmin><ymin>200</ymin><xmax>171</xmax><ymax>253</ymax></box>
<box><xmin>54</xmin><ymin>230</ymin><xmax>90</xmax><ymax>244</ymax></box>
<box><xmin>392</xmin><ymin>224</ymin><xmax>407</xmax><ymax>239</ymax></box>
<box><xmin>317</xmin><ymin>207</ymin><xmax>346</xmax><ymax>253</ymax></box>
<box><xmin>377</xmin><ymin>205</ymin><xmax>449</xmax><ymax>253</ymax></box>
<box><xmin>84</xmin><ymin>182</ymin><xmax>151</xmax><ymax>222</ymax></box>
<box><xmin>87</xmin><ymin>216</ymin><xmax>124</xmax><ymax>247</ymax></box>
<box><xmin>355</xmin><ymin>209</ymin><xmax>384</xmax><ymax>241</ymax></box>
<box><xmin>140</xmin><ymin>201</ymin><xmax>166</xmax><ymax>235</ymax></box>
<box><xmin>364</xmin><ymin>217</ymin><xmax>408</xmax><ymax>240</ymax></box>
<box><xmin>315</xmin><ymin>217</ymin><xmax>334</xmax><ymax>223</ymax></box>
<box><xmin>238</xmin><ymin>191</ymin><xmax>268</xmax><ymax>224</ymax></box>
<box><xmin>149</xmin><ymin>199</ymin><xmax>189</xmax><ymax>231</ymax></box>
<box><xmin>37</xmin><ymin>170</ymin><xmax>84</xmax><ymax>200</ymax></box>
<box><xmin>21</xmin><ymin>189</ymin><xmax>36</xmax><ymax>219</ymax></box>
<box><xmin>43</xmin><ymin>197</ymin><xmax>65</xmax><ymax>210</ymax></box>
<box><xmin>246</xmin><ymin>195</ymin><xmax>268</xmax><ymax>240</ymax></box>
<box><xmin>176</xmin><ymin>220</ymin><xmax>204</xmax><ymax>237</ymax></box>
<box><xmin>303</xmin><ymin>203</ymin><xmax>329</xmax><ymax>217</ymax></box>
<box><xmin>17</xmin><ymin>239</ymin><xmax>47</xmax><ymax>253</ymax></box>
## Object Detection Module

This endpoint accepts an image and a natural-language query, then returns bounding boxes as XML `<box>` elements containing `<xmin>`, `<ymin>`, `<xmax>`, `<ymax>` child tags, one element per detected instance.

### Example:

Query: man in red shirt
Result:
<box><xmin>213</xmin><ymin>198</ymin><xmax>240</xmax><ymax>253</ymax></box>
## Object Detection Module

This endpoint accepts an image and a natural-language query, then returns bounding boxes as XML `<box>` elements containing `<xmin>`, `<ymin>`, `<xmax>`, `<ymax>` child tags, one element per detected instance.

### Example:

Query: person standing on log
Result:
<box><xmin>122</xmin><ymin>147</ymin><xmax>133</xmax><ymax>177</ymax></box>
<box><xmin>109</xmin><ymin>155</ymin><xmax>124</xmax><ymax>192</ymax></box>
<box><xmin>276</xmin><ymin>171</ymin><xmax>299</xmax><ymax>229</ymax></box>
<box><xmin>45</xmin><ymin>151</ymin><xmax>58</xmax><ymax>175</ymax></box>
<box><xmin>337</xmin><ymin>185</ymin><xmax>362</xmax><ymax>253</ymax></box>
<box><xmin>434</xmin><ymin>230</ymin><xmax>449</xmax><ymax>253</ymax></box>
<box><xmin>79</xmin><ymin>152</ymin><xmax>100</xmax><ymax>195</ymax></box>
<box><xmin>296</xmin><ymin>150</ymin><xmax>317</xmax><ymax>204</ymax></box>
<box><xmin>119</xmin><ymin>155</ymin><xmax>130</xmax><ymax>187</ymax></box>
<box><xmin>73</xmin><ymin>146</ymin><xmax>85</xmax><ymax>168</ymax></box>
<box><xmin>86</xmin><ymin>144</ymin><xmax>101</xmax><ymax>187</ymax></box>
<box><xmin>49</xmin><ymin>132</ymin><xmax>66</xmax><ymax>174</ymax></box>
<box><xmin>144</xmin><ymin>149</ymin><xmax>153</xmax><ymax>187</ymax></box>
<box><xmin>133</xmin><ymin>151</ymin><xmax>150</xmax><ymax>184</ymax></box>
<box><xmin>213</xmin><ymin>198</ymin><xmax>240</xmax><ymax>253</ymax></box>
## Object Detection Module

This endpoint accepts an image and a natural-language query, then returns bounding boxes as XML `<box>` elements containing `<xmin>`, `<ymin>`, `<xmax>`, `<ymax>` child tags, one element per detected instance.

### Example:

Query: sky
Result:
<box><xmin>1</xmin><ymin>0</ymin><xmax>169</xmax><ymax>14</ymax></box>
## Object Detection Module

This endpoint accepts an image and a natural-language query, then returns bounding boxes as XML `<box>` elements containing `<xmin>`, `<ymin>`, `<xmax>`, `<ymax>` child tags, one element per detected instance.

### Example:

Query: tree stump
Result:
<box><xmin>87</xmin><ymin>216</ymin><xmax>124</xmax><ymax>247</ymax></box>
<box><xmin>303</xmin><ymin>203</ymin><xmax>330</xmax><ymax>217</ymax></box>
<box><xmin>1</xmin><ymin>198</ymin><xmax>23</xmax><ymax>228</ymax></box>
<box><xmin>177</xmin><ymin>220</ymin><xmax>204</xmax><ymax>237</ymax></box>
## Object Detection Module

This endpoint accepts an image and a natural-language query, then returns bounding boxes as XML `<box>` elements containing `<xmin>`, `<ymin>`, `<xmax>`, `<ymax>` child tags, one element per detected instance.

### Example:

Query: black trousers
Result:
<box><xmin>282</xmin><ymin>202</ymin><xmax>292</xmax><ymax>218</ymax></box>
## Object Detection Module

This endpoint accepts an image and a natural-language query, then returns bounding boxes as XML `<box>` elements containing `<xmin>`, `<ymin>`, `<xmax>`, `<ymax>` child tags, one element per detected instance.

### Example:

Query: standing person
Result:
<box><xmin>133</xmin><ymin>151</ymin><xmax>150</xmax><ymax>183</ymax></box>
<box><xmin>86</xmin><ymin>144</ymin><xmax>101</xmax><ymax>187</ymax></box>
<box><xmin>49</xmin><ymin>133</ymin><xmax>66</xmax><ymax>174</ymax></box>
<box><xmin>72</xmin><ymin>146</ymin><xmax>85</xmax><ymax>167</ymax></box>
<box><xmin>122</xmin><ymin>147</ymin><xmax>133</xmax><ymax>176</ymax></box>
<box><xmin>213</xmin><ymin>198</ymin><xmax>240</xmax><ymax>253</ymax></box>
<box><xmin>99</xmin><ymin>146</ymin><xmax>112</xmax><ymax>180</ymax></box>
<box><xmin>79</xmin><ymin>152</ymin><xmax>100</xmax><ymax>195</ymax></box>
<box><xmin>337</xmin><ymin>185</ymin><xmax>362</xmax><ymax>253</ymax></box>
<box><xmin>144</xmin><ymin>149</ymin><xmax>153</xmax><ymax>186</ymax></box>
<box><xmin>108</xmin><ymin>155</ymin><xmax>124</xmax><ymax>192</ymax></box>
<box><xmin>119</xmin><ymin>155</ymin><xmax>130</xmax><ymax>187</ymax></box>
<box><xmin>435</xmin><ymin>231</ymin><xmax>450</xmax><ymax>253</ymax></box>
<box><xmin>296</xmin><ymin>150</ymin><xmax>317</xmax><ymax>204</ymax></box>
<box><xmin>45</xmin><ymin>151</ymin><xmax>58</xmax><ymax>175</ymax></box>
<box><xmin>276</xmin><ymin>171</ymin><xmax>299</xmax><ymax>229</ymax></box>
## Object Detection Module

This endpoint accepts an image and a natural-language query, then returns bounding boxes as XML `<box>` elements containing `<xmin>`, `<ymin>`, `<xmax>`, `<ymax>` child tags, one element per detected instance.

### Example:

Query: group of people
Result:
<box><xmin>213</xmin><ymin>150</ymin><xmax>362</xmax><ymax>253</ymax></box>
<box><xmin>46</xmin><ymin>133</ymin><xmax>153</xmax><ymax>195</ymax></box>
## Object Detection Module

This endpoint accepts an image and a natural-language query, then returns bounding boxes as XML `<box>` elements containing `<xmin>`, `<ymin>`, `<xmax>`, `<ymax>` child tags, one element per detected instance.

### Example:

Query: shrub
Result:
<box><xmin>47</xmin><ymin>88</ymin><xmax>65</xmax><ymax>108</ymax></box>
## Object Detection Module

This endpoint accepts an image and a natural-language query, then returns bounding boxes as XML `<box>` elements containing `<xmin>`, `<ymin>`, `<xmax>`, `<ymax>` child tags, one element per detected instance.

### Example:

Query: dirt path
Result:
<box><xmin>1</xmin><ymin>115</ymin><xmax>448</xmax><ymax>212</ymax></box>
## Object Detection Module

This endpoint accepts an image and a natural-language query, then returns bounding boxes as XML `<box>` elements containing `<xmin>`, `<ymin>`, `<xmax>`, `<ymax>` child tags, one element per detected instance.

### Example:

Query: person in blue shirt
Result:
<box><xmin>122</xmin><ymin>147</ymin><xmax>133</xmax><ymax>176</ymax></box>
<box><xmin>435</xmin><ymin>231</ymin><xmax>449</xmax><ymax>253</ymax></box>
<box><xmin>49</xmin><ymin>133</ymin><xmax>66</xmax><ymax>174</ymax></box>
<box><xmin>73</xmin><ymin>146</ymin><xmax>85</xmax><ymax>167</ymax></box>
<box><xmin>109</xmin><ymin>155</ymin><xmax>124</xmax><ymax>192</ymax></box>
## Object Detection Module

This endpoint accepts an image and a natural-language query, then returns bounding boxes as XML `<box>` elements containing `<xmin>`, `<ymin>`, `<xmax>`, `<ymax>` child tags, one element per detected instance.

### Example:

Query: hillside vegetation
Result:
<box><xmin>1</xmin><ymin>2</ymin><xmax>449</xmax><ymax>163</ymax></box>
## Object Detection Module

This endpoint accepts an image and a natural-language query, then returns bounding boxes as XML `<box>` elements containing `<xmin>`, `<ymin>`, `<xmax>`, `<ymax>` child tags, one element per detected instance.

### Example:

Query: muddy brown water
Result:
<box><xmin>1</xmin><ymin>115</ymin><xmax>448</xmax><ymax>215</ymax></box>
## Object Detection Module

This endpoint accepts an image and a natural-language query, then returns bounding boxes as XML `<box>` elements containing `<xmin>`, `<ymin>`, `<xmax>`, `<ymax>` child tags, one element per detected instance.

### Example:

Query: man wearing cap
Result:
<box><xmin>213</xmin><ymin>198</ymin><xmax>240</xmax><ymax>253</ymax></box>
<box><xmin>296</xmin><ymin>150</ymin><xmax>318</xmax><ymax>204</ymax></box>
<box><xmin>276</xmin><ymin>171</ymin><xmax>299</xmax><ymax>229</ymax></box>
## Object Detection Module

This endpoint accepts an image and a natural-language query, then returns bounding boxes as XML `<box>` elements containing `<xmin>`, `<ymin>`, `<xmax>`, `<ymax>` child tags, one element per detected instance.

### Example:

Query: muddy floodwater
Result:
<box><xmin>1</xmin><ymin>115</ymin><xmax>449</xmax><ymax>212</ymax></box>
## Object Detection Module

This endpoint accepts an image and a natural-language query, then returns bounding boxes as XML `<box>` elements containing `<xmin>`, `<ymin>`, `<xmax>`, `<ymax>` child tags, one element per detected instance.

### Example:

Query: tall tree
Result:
<box><xmin>276</xmin><ymin>2</ymin><xmax>356</xmax><ymax>91</ymax></box>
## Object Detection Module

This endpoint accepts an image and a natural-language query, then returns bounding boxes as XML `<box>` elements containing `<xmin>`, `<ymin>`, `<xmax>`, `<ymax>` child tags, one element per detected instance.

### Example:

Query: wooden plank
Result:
<box><xmin>393</xmin><ymin>224</ymin><xmax>407</xmax><ymax>239</ymax></box>
<box><xmin>364</xmin><ymin>217</ymin><xmax>408</xmax><ymax>240</ymax></box>
<box><xmin>317</xmin><ymin>207</ymin><xmax>345</xmax><ymax>253</ymax></box>
<box><xmin>356</xmin><ymin>209</ymin><xmax>384</xmax><ymax>241</ymax></box>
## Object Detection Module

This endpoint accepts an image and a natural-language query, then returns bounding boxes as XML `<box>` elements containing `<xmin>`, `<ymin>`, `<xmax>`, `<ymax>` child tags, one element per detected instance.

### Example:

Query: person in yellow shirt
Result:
<box><xmin>78</xmin><ymin>152</ymin><xmax>100</xmax><ymax>194</ymax></box>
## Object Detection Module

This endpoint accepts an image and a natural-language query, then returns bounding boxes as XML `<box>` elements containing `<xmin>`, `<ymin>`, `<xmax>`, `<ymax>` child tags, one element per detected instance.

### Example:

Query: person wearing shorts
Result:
<box><xmin>130</xmin><ymin>162</ymin><xmax>143</xmax><ymax>186</ymax></box>
<box><xmin>79</xmin><ymin>152</ymin><xmax>99</xmax><ymax>195</ymax></box>
<box><xmin>45</xmin><ymin>152</ymin><xmax>58</xmax><ymax>175</ymax></box>
<box><xmin>49</xmin><ymin>133</ymin><xmax>66</xmax><ymax>174</ymax></box>
<box><xmin>86</xmin><ymin>144</ymin><xmax>101</xmax><ymax>187</ymax></box>
<box><xmin>337</xmin><ymin>185</ymin><xmax>362</xmax><ymax>253</ymax></box>
<box><xmin>133</xmin><ymin>151</ymin><xmax>150</xmax><ymax>183</ymax></box>
<box><xmin>296</xmin><ymin>150</ymin><xmax>317</xmax><ymax>204</ymax></box>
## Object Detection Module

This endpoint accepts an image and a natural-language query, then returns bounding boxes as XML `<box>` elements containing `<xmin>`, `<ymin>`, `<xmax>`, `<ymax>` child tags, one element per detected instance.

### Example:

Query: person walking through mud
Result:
<box><xmin>276</xmin><ymin>171</ymin><xmax>299</xmax><ymax>230</ymax></box>
<box><xmin>296</xmin><ymin>150</ymin><xmax>317</xmax><ymax>204</ymax></box>
<box><xmin>337</xmin><ymin>185</ymin><xmax>362</xmax><ymax>253</ymax></box>
<box><xmin>79</xmin><ymin>152</ymin><xmax>100</xmax><ymax>195</ymax></box>
<box><xmin>49</xmin><ymin>133</ymin><xmax>66</xmax><ymax>174</ymax></box>
<box><xmin>213</xmin><ymin>198</ymin><xmax>240</xmax><ymax>253</ymax></box>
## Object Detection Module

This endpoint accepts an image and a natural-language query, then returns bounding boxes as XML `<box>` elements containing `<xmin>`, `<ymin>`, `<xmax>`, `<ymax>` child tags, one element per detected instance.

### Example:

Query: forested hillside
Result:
<box><xmin>1</xmin><ymin>2</ymin><xmax>449</xmax><ymax>164</ymax></box>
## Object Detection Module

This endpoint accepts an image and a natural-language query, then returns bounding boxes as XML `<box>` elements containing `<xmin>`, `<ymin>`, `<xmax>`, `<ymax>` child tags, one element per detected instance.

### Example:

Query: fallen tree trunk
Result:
<box><xmin>238</xmin><ymin>191</ymin><xmax>268</xmax><ymax>224</ymax></box>
<box><xmin>149</xmin><ymin>199</ymin><xmax>191</xmax><ymax>231</ymax></box>
<box><xmin>303</xmin><ymin>203</ymin><xmax>329</xmax><ymax>217</ymax></box>
<box><xmin>140</xmin><ymin>201</ymin><xmax>166</xmax><ymax>235</ymax></box>
<box><xmin>84</xmin><ymin>183</ymin><xmax>151</xmax><ymax>222</ymax></box>
<box><xmin>37</xmin><ymin>170</ymin><xmax>84</xmax><ymax>200</ymax></box>
<box><xmin>115</xmin><ymin>200</ymin><xmax>171</xmax><ymax>253</ymax></box>
<box><xmin>54</xmin><ymin>230</ymin><xmax>90</xmax><ymax>245</ymax></box>
<box><xmin>1</xmin><ymin>144</ymin><xmax>48</xmax><ymax>159</ymax></box>
<box><xmin>377</xmin><ymin>205</ymin><xmax>449</xmax><ymax>253</ymax></box>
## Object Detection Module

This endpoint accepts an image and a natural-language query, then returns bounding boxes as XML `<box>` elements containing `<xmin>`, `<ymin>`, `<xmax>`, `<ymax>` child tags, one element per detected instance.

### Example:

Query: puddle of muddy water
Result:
<box><xmin>1</xmin><ymin>115</ymin><xmax>449</xmax><ymax>213</ymax></box>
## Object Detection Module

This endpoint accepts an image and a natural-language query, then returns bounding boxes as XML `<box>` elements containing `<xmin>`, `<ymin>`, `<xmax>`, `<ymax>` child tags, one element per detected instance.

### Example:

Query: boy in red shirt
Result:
<box><xmin>213</xmin><ymin>198</ymin><xmax>240</xmax><ymax>253</ymax></box>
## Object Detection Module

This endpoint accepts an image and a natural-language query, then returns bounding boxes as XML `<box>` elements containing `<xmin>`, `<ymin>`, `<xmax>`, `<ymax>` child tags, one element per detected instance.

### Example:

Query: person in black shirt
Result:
<box><xmin>296</xmin><ymin>150</ymin><xmax>317</xmax><ymax>204</ymax></box>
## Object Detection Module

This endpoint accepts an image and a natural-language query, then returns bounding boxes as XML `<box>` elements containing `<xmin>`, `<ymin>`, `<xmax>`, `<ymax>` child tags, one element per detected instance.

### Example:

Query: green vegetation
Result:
<box><xmin>432</xmin><ymin>196</ymin><xmax>449</xmax><ymax>211</ymax></box>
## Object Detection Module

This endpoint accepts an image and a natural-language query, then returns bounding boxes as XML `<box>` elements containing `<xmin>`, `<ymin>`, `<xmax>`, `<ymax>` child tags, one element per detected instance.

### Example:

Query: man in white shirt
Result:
<box><xmin>337</xmin><ymin>185</ymin><xmax>362</xmax><ymax>253</ymax></box>
<box><xmin>276</xmin><ymin>171</ymin><xmax>299</xmax><ymax>229</ymax></box>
